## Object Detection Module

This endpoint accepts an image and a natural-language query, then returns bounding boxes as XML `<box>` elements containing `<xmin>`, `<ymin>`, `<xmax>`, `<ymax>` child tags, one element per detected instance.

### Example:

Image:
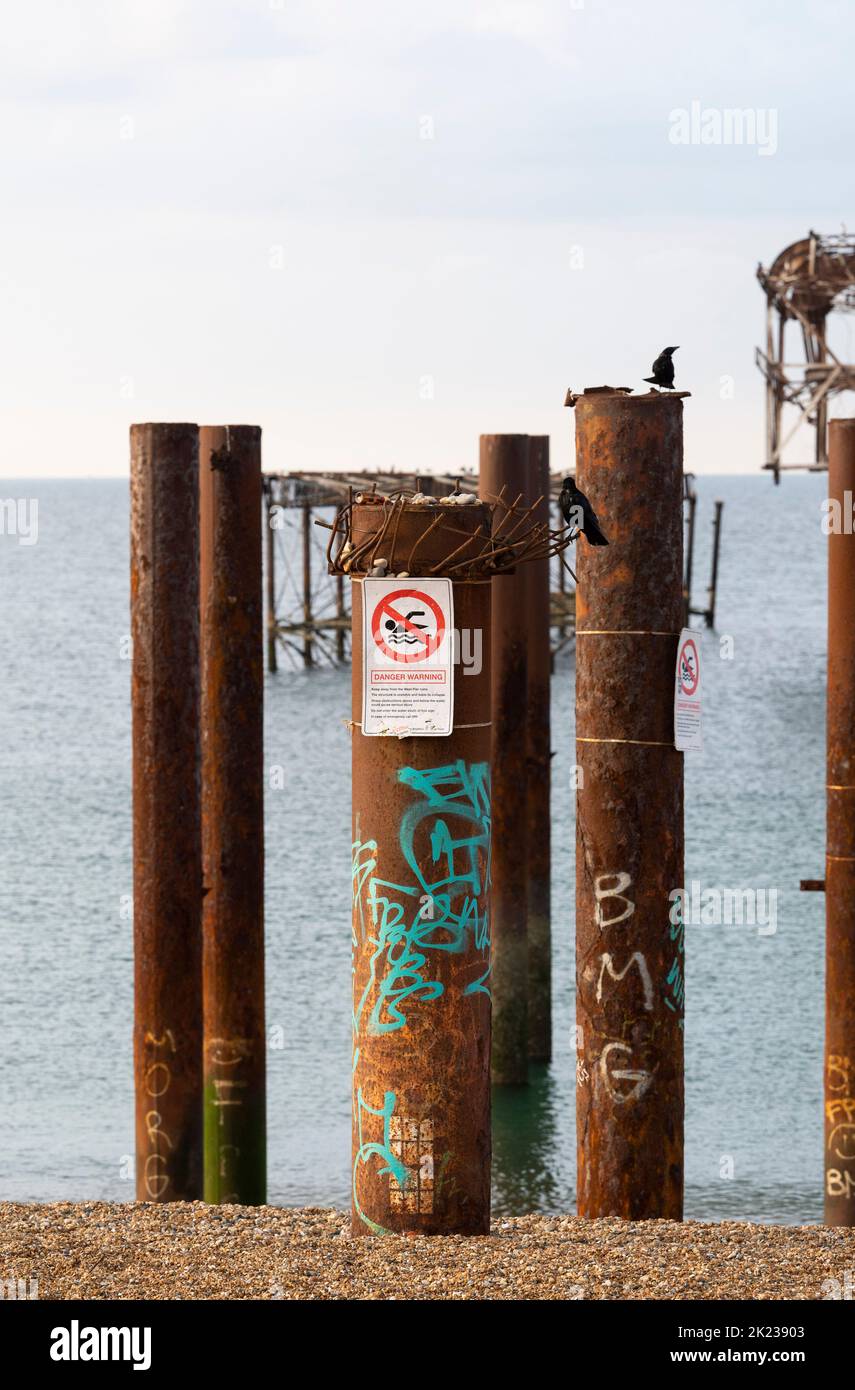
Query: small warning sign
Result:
<box><xmin>674</xmin><ymin>628</ymin><xmax>702</xmax><ymax>751</ymax></box>
<box><xmin>362</xmin><ymin>578</ymin><xmax>453</xmax><ymax>736</ymax></box>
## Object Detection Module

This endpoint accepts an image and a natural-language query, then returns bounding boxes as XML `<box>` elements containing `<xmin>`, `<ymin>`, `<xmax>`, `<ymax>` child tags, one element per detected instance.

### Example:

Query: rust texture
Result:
<box><xmin>199</xmin><ymin>425</ymin><xmax>266</xmax><ymax>1205</ymax></box>
<box><xmin>351</xmin><ymin>501</ymin><xmax>492</xmax><ymax>1235</ymax></box>
<box><xmin>573</xmin><ymin>390</ymin><xmax>685</xmax><ymax>1220</ymax></box>
<box><xmin>526</xmin><ymin>436</ymin><xmax>552</xmax><ymax>1062</ymax></box>
<box><xmin>825</xmin><ymin>418</ymin><xmax>855</xmax><ymax>1225</ymax></box>
<box><xmin>479</xmin><ymin>435</ymin><xmax>530</xmax><ymax>1084</ymax></box>
<box><xmin>130</xmin><ymin>422</ymin><xmax>203</xmax><ymax>1201</ymax></box>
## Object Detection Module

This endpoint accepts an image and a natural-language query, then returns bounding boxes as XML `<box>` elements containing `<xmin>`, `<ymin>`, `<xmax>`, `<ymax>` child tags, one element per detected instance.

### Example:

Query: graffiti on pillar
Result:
<box><xmin>664</xmin><ymin>893</ymin><xmax>686</xmax><ymax>1024</ymax></box>
<box><xmin>826</xmin><ymin>1055</ymin><xmax>855</xmax><ymax>1191</ymax></box>
<box><xmin>352</xmin><ymin>1087</ymin><xmax>410</xmax><ymax>1236</ymax></box>
<box><xmin>352</xmin><ymin>759</ymin><xmax>491</xmax><ymax>1035</ymax></box>
<box><xmin>581</xmin><ymin>869</ymin><xmax>680</xmax><ymax>1105</ymax></box>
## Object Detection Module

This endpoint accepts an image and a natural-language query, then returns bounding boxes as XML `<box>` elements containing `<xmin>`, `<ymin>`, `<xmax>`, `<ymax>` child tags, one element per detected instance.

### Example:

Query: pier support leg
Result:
<box><xmin>573</xmin><ymin>390</ymin><xmax>685</xmax><ymax>1220</ymax></box>
<box><xmin>683</xmin><ymin>486</ymin><xmax>696</xmax><ymax>628</ymax></box>
<box><xmin>480</xmin><ymin>434</ymin><xmax>530</xmax><ymax>1085</ymax></box>
<box><xmin>706</xmin><ymin>500</ymin><xmax>724</xmax><ymax>629</ymax></box>
<box><xmin>825</xmin><ymin>419</ymin><xmax>855</xmax><ymax>1225</ymax></box>
<box><xmin>199</xmin><ymin>425</ymin><xmax>266</xmax><ymax>1205</ymax></box>
<box><xmin>265</xmin><ymin>484</ymin><xmax>278</xmax><ymax>674</ymax></box>
<box><xmin>130</xmin><ymin>422</ymin><xmax>203</xmax><ymax>1201</ymax></box>
<box><xmin>336</xmin><ymin>507</ymin><xmax>346</xmax><ymax>662</ymax></box>
<box><xmin>302</xmin><ymin>501</ymin><xmax>313</xmax><ymax>668</ymax></box>
<box><xmin>350</xmin><ymin>501</ymin><xmax>492</xmax><ymax>1235</ymax></box>
<box><xmin>526</xmin><ymin>436</ymin><xmax>552</xmax><ymax>1062</ymax></box>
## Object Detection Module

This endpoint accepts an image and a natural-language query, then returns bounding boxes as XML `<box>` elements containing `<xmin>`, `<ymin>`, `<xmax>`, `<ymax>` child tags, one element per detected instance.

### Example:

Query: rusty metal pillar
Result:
<box><xmin>265</xmin><ymin>483</ymin><xmax>278</xmax><ymax>673</ymax></box>
<box><xmin>707</xmin><ymin>500</ymin><xmax>724</xmax><ymax>629</ymax></box>
<box><xmin>825</xmin><ymin>418</ymin><xmax>855</xmax><ymax>1225</ymax></box>
<box><xmin>199</xmin><ymin>425</ymin><xmax>266</xmax><ymax>1205</ymax></box>
<box><xmin>335</xmin><ymin>506</ymin><xmax>347</xmax><ymax>662</ymax></box>
<box><xmin>302</xmin><ymin>501</ymin><xmax>313</xmax><ymax>668</ymax></box>
<box><xmin>130</xmin><ymin>422</ymin><xmax>203</xmax><ymax>1201</ymax></box>
<box><xmin>526</xmin><ymin>436</ymin><xmax>552</xmax><ymax>1061</ymax></box>
<box><xmin>683</xmin><ymin>486</ymin><xmax>696</xmax><ymax>627</ymax></box>
<box><xmin>350</xmin><ymin>501</ymin><xmax>492</xmax><ymax>1235</ymax></box>
<box><xmin>479</xmin><ymin>434</ymin><xmax>530</xmax><ymax>1084</ymax></box>
<box><xmin>573</xmin><ymin>389</ymin><xmax>685</xmax><ymax>1220</ymax></box>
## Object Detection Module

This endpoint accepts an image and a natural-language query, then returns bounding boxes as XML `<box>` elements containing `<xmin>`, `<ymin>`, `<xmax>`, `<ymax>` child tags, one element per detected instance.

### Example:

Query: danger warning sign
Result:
<box><xmin>362</xmin><ymin>577</ymin><xmax>453</xmax><ymax>736</ymax></box>
<box><xmin>674</xmin><ymin>628</ymin><xmax>702</xmax><ymax>751</ymax></box>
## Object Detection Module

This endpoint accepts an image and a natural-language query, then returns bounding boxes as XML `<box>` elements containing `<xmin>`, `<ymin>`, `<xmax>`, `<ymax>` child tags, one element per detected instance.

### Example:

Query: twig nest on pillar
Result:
<box><xmin>328</xmin><ymin>487</ymin><xmax>575</xmax><ymax>579</ymax></box>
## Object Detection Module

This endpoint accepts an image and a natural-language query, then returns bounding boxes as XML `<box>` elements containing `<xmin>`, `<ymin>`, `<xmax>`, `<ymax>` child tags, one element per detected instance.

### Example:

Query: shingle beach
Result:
<box><xmin>1</xmin><ymin>1203</ymin><xmax>852</xmax><ymax>1301</ymax></box>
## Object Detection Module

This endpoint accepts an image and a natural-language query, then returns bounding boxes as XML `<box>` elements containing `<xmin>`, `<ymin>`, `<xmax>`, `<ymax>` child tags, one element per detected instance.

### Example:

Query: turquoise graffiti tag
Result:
<box><xmin>353</xmin><ymin>759</ymin><xmax>491</xmax><ymax>1036</ymax></box>
<box><xmin>352</xmin><ymin>1087</ymin><xmax>410</xmax><ymax>1236</ymax></box>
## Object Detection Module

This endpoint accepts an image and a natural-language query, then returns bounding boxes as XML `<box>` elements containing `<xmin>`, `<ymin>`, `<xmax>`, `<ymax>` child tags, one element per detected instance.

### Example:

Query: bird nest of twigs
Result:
<box><xmin>322</xmin><ymin>484</ymin><xmax>576</xmax><ymax>581</ymax></box>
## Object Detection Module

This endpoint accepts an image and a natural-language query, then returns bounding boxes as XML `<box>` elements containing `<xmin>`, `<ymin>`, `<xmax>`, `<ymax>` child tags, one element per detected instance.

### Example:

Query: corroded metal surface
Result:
<box><xmin>199</xmin><ymin>425</ymin><xmax>266</xmax><ymax>1205</ymax></box>
<box><xmin>479</xmin><ymin>435</ymin><xmax>530</xmax><ymax>1085</ymax></box>
<box><xmin>130</xmin><ymin>423</ymin><xmax>203</xmax><ymax>1201</ymax></box>
<box><xmin>573</xmin><ymin>390</ymin><xmax>685</xmax><ymax>1220</ymax></box>
<box><xmin>825</xmin><ymin>419</ymin><xmax>855</xmax><ymax>1225</ymax></box>
<box><xmin>351</xmin><ymin>501</ymin><xmax>492</xmax><ymax>1235</ymax></box>
<box><xmin>526</xmin><ymin>436</ymin><xmax>552</xmax><ymax>1062</ymax></box>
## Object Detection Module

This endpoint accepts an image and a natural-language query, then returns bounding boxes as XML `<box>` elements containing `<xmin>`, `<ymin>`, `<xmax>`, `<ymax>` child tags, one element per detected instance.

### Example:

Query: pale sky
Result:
<box><xmin>2</xmin><ymin>0</ymin><xmax>854</xmax><ymax>477</ymax></box>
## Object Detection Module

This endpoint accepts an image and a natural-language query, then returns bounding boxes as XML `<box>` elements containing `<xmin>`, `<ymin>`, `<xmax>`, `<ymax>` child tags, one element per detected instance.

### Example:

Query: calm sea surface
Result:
<box><xmin>0</xmin><ymin>474</ymin><xmax>829</xmax><ymax>1221</ymax></box>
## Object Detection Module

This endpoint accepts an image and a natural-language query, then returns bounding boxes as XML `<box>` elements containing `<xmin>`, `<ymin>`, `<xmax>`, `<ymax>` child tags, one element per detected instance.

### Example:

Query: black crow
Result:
<box><xmin>559</xmin><ymin>476</ymin><xmax>608</xmax><ymax>546</ymax></box>
<box><xmin>644</xmin><ymin>345</ymin><xmax>679</xmax><ymax>390</ymax></box>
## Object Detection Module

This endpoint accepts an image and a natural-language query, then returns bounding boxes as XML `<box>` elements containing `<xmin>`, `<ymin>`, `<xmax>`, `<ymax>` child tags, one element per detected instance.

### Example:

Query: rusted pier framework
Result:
<box><xmin>571</xmin><ymin>387</ymin><xmax>687</xmax><ymax>1220</ymax></box>
<box><xmin>756</xmin><ymin>231</ymin><xmax>855</xmax><ymax>483</ymax></box>
<box><xmin>263</xmin><ymin>469</ymin><xmax>577</xmax><ymax>669</ymax></box>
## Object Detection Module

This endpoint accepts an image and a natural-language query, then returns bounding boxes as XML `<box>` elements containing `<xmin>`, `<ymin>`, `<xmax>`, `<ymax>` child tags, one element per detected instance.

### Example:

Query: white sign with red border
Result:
<box><xmin>362</xmin><ymin>577</ymin><xmax>454</xmax><ymax>736</ymax></box>
<box><xmin>674</xmin><ymin>627</ymin><xmax>702</xmax><ymax>751</ymax></box>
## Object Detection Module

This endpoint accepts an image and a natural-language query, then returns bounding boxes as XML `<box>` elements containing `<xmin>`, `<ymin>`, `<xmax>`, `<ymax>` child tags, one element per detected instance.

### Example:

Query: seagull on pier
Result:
<box><xmin>559</xmin><ymin>477</ymin><xmax>609</xmax><ymax>546</ymax></box>
<box><xmin>644</xmin><ymin>345</ymin><xmax>679</xmax><ymax>391</ymax></box>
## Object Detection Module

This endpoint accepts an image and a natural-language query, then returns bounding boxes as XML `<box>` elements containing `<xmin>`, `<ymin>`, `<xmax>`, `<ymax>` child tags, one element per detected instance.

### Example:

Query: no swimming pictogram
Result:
<box><xmin>370</xmin><ymin>587</ymin><xmax>446</xmax><ymax>664</ymax></box>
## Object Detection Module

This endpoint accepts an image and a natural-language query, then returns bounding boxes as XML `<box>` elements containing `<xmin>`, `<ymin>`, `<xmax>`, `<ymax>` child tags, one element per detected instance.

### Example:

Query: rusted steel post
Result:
<box><xmin>573</xmin><ymin>389</ymin><xmax>685</xmax><ymax>1220</ymax></box>
<box><xmin>265</xmin><ymin>483</ymin><xmax>278</xmax><ymax>673</ymax></box>
<box><xmin>351</xmin><ymin>501</ymin><xmax>492</xmax><ymax>1235</ymax></box>
<box><xmin>199</xmin><ymin>425</ymin><xmax>266</xmax><ymax>1206</ymax></box>
<box><xmin>707</xmin><ymin>500</ymin><xmax>724</xmax><ymax>628</ymax></box>
<box><xmin>479</xmin><ymin>435</ymin><xmax>530</xmax><ymax>1084</ymax></box>
<box><xmin>526</xmin><ymin>436</ymin><xmax>552</xmax><ymax>1062</ymax></box>
<box><xmin>130</xmin><ymin>422</ymin><xmax>203</xmax><ymax>1202</ymax></box>
<box><xmin>683</xmin><ymin>487</ymin><xmax>696</xmax><ymax>627</ymax></box>
<box><xmin>302</xmin><ymin>501</ymin><xmax>313</xmax><ymax>668</ymax></box>
<box><xmin>335</xmin><ymin>506</ymin><xmax>347</xmax><ymax>662</ymax></box>
<box><xmin>825</xmin><ymin>419</ymin><xmax>855</xmax><ymax>1225</ymax></box>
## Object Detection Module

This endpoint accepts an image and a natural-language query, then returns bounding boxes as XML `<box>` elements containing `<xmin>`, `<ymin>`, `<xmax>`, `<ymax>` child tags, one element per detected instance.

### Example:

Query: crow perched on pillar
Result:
<box><xmin>559</xmin><ymin>476</ymin><xmax>608</xmax><ymax>546</ymax></box>
<box><xmin>644</xmin><ymin>345</ymin><xmax>679</xmax><ymax>390</ymax></box>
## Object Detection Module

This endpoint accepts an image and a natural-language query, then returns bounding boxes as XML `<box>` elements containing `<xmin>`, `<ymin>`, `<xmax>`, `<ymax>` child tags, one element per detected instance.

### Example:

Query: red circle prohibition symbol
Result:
<box><xmin>371</xmin><ymin>588</ymin><xmax>446</xmax><ymax>664</ymax></box>
<box><xmin>678</xmin><ymin>636</ymin><xmax>699</xmax><ymax>696</ymax></box>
